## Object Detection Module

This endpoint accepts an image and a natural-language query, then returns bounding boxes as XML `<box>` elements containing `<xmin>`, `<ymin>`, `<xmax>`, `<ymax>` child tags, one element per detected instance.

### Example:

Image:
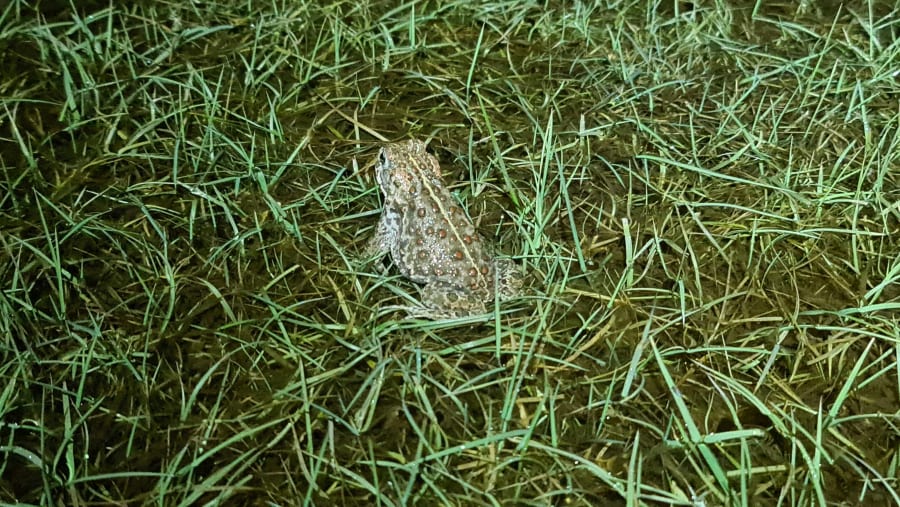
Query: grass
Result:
<box><xmin>1</xmin><ymin>0</ymin><xmax>899</xmax><ymax>505</ymax></box>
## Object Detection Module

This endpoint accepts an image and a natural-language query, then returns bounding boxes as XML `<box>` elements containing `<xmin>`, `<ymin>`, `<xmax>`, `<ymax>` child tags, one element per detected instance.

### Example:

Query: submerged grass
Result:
<box><xmin>2</xmin><ymin>0</ymin><xmax>899</xmax><ymax>505</ymax></box>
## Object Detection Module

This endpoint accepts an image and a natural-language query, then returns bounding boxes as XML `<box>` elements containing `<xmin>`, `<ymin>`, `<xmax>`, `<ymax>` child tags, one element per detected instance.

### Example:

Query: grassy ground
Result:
<box><xmin>2</xmin><ymin>0</ymin><xmax>899</xmax><ymax>505</ymax></box>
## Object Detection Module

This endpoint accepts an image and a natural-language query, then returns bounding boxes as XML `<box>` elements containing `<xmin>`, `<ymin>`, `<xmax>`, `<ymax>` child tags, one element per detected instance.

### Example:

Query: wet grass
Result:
<box><xmin>2</xmin><ymin>0</ymin><xmax>899</xmax><ymax>505</ymax></box>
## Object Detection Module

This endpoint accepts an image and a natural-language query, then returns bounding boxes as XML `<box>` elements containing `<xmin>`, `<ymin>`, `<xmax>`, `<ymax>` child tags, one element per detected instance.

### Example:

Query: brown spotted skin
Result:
<box><xmin>367</xmin><ymin>139</ymin><xmax>521</xmax><ymax>318</ymax></box>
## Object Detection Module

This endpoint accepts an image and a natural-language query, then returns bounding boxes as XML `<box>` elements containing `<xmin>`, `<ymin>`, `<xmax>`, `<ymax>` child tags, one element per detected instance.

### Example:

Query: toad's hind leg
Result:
<box><xmin>412</xmin><ymin>282</ymin><xmax>488</xmax><ymax>320</ymax></box>
<box><xmin>492</xmin><ymin>258</ymin><xmax>523</xmax><ymax>300</ymax></box>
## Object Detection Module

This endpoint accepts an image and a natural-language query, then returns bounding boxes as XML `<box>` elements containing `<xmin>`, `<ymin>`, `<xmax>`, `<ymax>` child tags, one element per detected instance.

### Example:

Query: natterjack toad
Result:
<box><xmin>366</xmin><ymin>139</ymin><xmax>521</xmax><ymax>319</ymax></box>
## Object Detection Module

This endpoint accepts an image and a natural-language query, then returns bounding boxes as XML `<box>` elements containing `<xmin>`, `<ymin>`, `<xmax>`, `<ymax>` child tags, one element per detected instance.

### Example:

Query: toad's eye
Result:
<box><xmin>378</xmin><ymin>149</ymin><xmax>389</xmax><ymax>167</ymax></box>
